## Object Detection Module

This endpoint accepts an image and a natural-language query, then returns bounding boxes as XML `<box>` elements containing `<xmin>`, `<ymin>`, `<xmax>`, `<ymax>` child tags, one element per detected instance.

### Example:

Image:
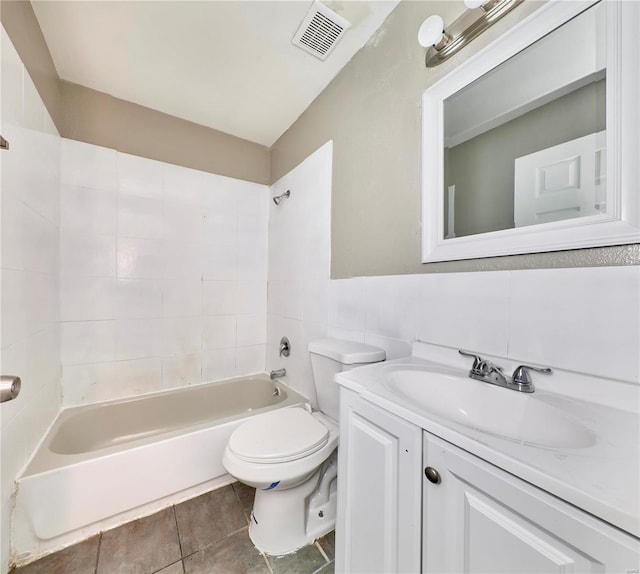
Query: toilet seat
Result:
<box><xmin>228</xmin><ymin>408</ymin><xmax>329</xmax><ymax>464</ymax></box>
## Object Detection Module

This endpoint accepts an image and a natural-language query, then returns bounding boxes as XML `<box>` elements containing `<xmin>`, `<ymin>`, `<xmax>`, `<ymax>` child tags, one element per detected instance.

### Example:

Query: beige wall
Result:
<box><xmin>270</xmin><ymin>0</ymin><xmax>639</xmax><ymax>278</ymax></box>
<box><xmin>0</xmin><ymin>1</ymin><xmax>269</xmax><ymax>185</ymax></box>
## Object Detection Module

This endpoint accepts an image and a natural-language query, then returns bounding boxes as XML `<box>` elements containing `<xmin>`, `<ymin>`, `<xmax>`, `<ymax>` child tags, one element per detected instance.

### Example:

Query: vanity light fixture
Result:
<box><xmin>418</xmin><ymin>0</ymin><xmax>524</xmax><ymax>67</ymax></box>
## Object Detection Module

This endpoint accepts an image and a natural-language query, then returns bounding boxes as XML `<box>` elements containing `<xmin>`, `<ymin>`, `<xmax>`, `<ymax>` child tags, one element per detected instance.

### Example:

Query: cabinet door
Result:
<box><xmin>336</xmin><ymin>389</ymin><xmax>422</xmax><ymax>574</ymax></box>
<box><xmin>423</xmin><ymin>432</ymin><xmax>640</xmax><ymax>573</ymax></box>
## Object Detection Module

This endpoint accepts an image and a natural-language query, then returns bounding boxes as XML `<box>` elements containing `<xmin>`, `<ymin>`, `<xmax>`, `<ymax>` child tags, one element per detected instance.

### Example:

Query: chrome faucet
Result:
<box><xmin>270</xmin><ymin>368</ymin><xmax>286</xmax><ymax>379</ymax></box>
<box><xmin>458</xmin><ymin>350</ymin><xmax>551</xmax><ymax>393</ymax></box>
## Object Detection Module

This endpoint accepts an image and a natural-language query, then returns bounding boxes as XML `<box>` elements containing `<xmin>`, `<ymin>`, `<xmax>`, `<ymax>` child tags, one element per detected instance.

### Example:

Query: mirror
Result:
<box><xmin>422</xmin><ymin>0</ymin><xmax>639</xmax><ymax>263</ymax></box>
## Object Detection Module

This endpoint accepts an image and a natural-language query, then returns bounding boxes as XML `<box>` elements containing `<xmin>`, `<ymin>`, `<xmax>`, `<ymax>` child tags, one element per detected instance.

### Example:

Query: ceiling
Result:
<box><xmin>31</xmin><ymin>0</ymin><xmax>399</xmax><ymax>146</ymax></box>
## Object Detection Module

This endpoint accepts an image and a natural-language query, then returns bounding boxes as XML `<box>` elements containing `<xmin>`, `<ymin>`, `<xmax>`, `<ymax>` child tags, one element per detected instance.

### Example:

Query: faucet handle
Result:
<box><xmin>511</xmin><ymin>365</ymin><xmax>552</xmax><ymax>386</ymax></box>
<box><xmin>458</xmin><ymin>350</ymin><xmax>483</xmax><ymax>371</ymax></box>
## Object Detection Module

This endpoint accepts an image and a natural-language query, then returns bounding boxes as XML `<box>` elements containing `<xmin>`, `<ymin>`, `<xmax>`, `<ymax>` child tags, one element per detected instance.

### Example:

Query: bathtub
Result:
<box><xmin>13</xmin><ymin>375</ymin><xmax>307</xmax><ymax>562</ymax></box>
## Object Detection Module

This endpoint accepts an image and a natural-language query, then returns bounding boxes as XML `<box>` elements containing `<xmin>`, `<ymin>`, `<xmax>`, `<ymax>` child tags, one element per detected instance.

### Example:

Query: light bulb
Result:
<box><xmin>418</xmin><ymin>14</ymin><xmax>445</xmax><ymax>48</ymax></box>
<box><xmin>464</xmin><ymin>0</ymin><xmax>487</xmax><ymax>8</ymax></box>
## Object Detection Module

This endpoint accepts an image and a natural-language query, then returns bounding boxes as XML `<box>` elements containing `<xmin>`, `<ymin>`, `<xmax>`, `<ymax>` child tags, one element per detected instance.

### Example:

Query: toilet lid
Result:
<box><xmin>228</xmin><ymin>408</ymin><xmax>329</xmax><ymax>464</ymax></box>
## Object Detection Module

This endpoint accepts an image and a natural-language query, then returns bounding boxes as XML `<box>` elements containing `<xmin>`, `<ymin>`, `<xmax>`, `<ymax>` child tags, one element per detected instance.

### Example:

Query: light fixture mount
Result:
<box><xmin>422</xmin><ymin>0</ymin><xmax>524</xmax><ymax>68</ymax></box>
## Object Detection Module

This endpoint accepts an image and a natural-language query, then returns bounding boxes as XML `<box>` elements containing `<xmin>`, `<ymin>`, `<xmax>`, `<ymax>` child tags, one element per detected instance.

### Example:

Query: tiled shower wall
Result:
<box><xmin>59</xmin><ymin>139</ymin><xmax>268</xmax><ymax>405</ymax></box>
<box><xmin>1</xmin><ymin>28</ymin><xmax>62</xmax><ymax>572</ymax></box>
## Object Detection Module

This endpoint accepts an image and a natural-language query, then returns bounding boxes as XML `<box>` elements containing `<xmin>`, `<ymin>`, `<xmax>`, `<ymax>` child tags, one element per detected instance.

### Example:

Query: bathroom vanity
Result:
<box><xmin>334</xmin><ymin>343</ymin><xmax>640</xmax><ymax>573</ymax></box>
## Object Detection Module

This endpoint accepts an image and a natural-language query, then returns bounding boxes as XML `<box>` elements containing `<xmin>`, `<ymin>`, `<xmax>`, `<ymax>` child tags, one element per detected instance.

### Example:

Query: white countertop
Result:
<box><xmin>336</xmin><ymin>343</ymin><xmax>640</xmax><ymax>539</ymax></box>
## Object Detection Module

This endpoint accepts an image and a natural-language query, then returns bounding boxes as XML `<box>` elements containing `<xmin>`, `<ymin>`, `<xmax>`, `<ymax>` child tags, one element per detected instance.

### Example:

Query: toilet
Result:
<box><xmin>222</xmin><ymin>338</ymin><xmax>385</xmax><ymax>555</ymax></box>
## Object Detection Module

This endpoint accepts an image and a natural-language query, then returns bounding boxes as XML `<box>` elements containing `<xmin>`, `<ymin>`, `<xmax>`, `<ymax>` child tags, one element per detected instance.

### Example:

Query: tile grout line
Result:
<box><xmin>94</xmin><ymin>532</ymin><xmax>103</xmax><ymax>574</ymax></box>
<box><xmin>171</xmin><ymin>505</ymin><xmax>185</xmax><ymax>559</ymax></box>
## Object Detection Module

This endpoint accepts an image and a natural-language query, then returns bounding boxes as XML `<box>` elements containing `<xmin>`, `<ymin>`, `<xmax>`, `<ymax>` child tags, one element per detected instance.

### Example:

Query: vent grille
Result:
<box><xmin>292</xmin><ymin>2</ymin><xmax>351</xmax><ymax>61</ymax></box>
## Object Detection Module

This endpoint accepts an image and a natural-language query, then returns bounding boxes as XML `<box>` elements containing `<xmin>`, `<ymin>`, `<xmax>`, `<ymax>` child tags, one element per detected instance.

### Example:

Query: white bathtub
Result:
<box><xmin>13</xmin><ymin>375</ymin><xmax>307</xmax><ymax>563</ymax></box>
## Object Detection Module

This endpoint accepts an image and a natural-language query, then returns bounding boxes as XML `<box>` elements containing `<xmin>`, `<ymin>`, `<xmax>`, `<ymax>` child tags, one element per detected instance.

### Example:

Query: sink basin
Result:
<box><xmin>383</xmin><ymin>365</ymin><xmax>595</xmax><ymax>449</ymax></box>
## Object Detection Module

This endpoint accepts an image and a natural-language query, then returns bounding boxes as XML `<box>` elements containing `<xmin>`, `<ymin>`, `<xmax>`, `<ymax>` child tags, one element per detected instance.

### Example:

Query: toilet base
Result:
<box><xmin>248</xmin><ymin>455</ymin><xmax>338</xmax><ymax>555</ymax></box>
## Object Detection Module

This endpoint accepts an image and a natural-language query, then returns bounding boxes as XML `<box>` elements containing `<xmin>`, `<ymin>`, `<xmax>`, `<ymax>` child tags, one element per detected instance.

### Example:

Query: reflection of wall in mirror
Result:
<box><xmin>444</xmin><ymin>79</ymin><xmax>605</xmax><ymax>239</ymax></box>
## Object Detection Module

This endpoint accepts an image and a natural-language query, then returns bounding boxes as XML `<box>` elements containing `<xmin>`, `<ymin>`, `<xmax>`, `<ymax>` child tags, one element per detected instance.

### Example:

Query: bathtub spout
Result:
<box><xmin>270</xmin><ymin>368</ymin><xmax>286</xmax><ymax>379</ymax></box>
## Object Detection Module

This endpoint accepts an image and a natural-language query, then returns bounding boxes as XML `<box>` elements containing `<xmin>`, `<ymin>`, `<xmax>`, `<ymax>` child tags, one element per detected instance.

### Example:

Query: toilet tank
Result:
<box><xmin>308</xmin><ymin>339</ymin><xmax>385</xmax><ymax>420</ymax></box>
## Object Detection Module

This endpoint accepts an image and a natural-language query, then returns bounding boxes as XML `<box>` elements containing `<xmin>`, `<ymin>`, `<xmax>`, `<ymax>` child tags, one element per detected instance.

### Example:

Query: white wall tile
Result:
<box><xmin>202</xmin><ymin>316</ymin><xmax>237</xmax><ymax>350</ymax></box>
<box><xmin>329</xmin><ymin>278</ymin><xmax>364</xmax><ymax>332</ymax></box>
<box><xmin>56</xmin><ymin>141</ymin><xmax>269</xmax><ymax>405</ymax></box>
<box><xmin>202</xmin><ymin>281</ymin><xmax>236</xmax><ymax>316</ymax></box>
<box><xmin>302</xmin><ymin>280</ymin><xmax>329</xmax><ymax>325</ymax></box>
<box><xmin>117</xmin><ymin>237</ymin><xmax>164</xmax><ymax>279</ymax></box>
<box><xmin>280</xmin><ymin>280</ymin><xmax>303</xmax><ymax>320</ymax></box>
<box><xmin>237</xmin><ymin>280</ymin><xmax>267</xmax><ymax>315</ymax></box>
<box><xmin>117</xmin><ymin>153</ymin><xmax>163</xmax><ymax>200</ymax></box>
<box><xmin>418</xmin><ymin>271</ymin><xmax>510</xmax><ymax>357</ymax></box>
<box><xmin>61</xmin><ymin>231</ymin><xmax>115</xmax><ymax>277</ymax></box>
<box><xmin>115</xmin><ymin>358</ymin><xmax>162</xmax><ymax>396</ymax></box>
<box><xmin>62</xmin><ymin>139</ymin><xmax>116</xmax><ymax>191</ymax></box>
<box><xmin>162</xmin><ymin>354</ymin><xmax>201</xmax><ymax>388</ymax></box>
<box><xmin>236</xmin><ymin>345</ymin><xmax>266</xmax><ymax>376</ymax></box>
<box><xmin>162</xmin><ymin>317</ymin><xmax>202</xmax><ymax>356</ymax></box>
<box><xmin>202</xmin><ymin>349</ymin><xmax>236</xmax><ymax>382</ymax></box>
<box><xmin>364</xmin><ymin>275</ymin><xmax>419</xmax><ymax>341</ymax></box>
<box><xmin>117</xmin><ymin>195</ymin><xmax>163</xmax><ymax>239</ymax></box>
<box><xmin>62</xmin><ymin>362</ymin><xmax>117</xmax><ymax>405</ymax></box>
<box><xmin>162</xmin><ymin>240</ymin><xmax>203</xmax><ymax>280</ymax></box>
<box><xmin>115</xmin><ymin>318</ymin><xmax>163</xmax><ymax>361</ymax></box>
<box><xmin>114</xmin><ymin>279</ymin><xmax>162</xmax><ymax>319</ymax></box>
<box><xmin>61</xmin><ymin>321</ymin><xmax>115</xmax><ymax>365</ymax></box>
<box><xmin>163</xmin><ymin>201</ymin><xmax>203</xmax><ymax>243</ymax></box>
<box><xmin>202</xmin><ymin>240</ymin><xmax>237</xmax><ymax>281</ymax></box>
<box><xmin>237</xmin><ymin>314</ymin><xmax>267</xmax><ymax>346</ymax></box>
<box><xmin>61</xmin><ymin>184</ymin><xmax>116</xmax><ymax>236</ymax></box>
<box><xmin>508</xmin><ymin>266</ymin><xmax>640</xmax><ymax>382</ymax></box>
<box><xmin>363</xmin><ymin>333</ymin><xmax>412</xmax><ymax>361</ymax></box>
<box><xmin>61</xmin><ymin>276</ymin><xmax>116</xmax><ymax>321</ymax></box>
<box><xmin>162</xmin><ymin>279</ymin><xmax>202</xmax><ymax>318</ymax></box>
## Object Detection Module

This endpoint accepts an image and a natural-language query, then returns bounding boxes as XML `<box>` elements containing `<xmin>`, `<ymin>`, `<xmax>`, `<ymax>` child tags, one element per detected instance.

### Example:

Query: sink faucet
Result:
<box><xmin>270</xmin><ymin>368</ymin><xmax>286</xmax><ymax>379</ymax></box>
<box><xmin>458</xmin><ymin>350</ymin><xmax>551</xmax><ymax>393</ymax></box>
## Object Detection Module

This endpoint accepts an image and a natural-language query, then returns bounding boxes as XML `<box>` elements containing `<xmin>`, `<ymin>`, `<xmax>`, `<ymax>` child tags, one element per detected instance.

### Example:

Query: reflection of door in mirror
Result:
<box><xmin>443</xmin><ymin>2</ymin><xmax>606</xmax><ymax>240</ymax></box>
<box><xmin>514</xmin><ymin>131</ymin><xmax>606</xmax><ymax>227</ymax></box>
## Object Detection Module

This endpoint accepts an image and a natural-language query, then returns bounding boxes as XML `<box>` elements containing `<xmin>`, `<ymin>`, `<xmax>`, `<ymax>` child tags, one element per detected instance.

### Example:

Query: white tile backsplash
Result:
<box><xmin>329</xmin><ymin>278</ymin><xmax>365</xmax><ymax>332</ymax></box>
<box><xmin>508</xmin><ymin>266</ymin><xmax>640</xmax><ymax>383</ymax></box>
<box><xmin>418</xmin><ymin>271</ymin><xmax>510</xmax><ymax>357</ymax></box>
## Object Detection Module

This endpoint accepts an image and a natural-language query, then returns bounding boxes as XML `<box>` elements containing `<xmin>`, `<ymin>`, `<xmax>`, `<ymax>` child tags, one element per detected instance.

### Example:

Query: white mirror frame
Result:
<box><xmin>422</xmin><ymin>0</ymin><xmax>639</xmax><ymax>263</ymax></box>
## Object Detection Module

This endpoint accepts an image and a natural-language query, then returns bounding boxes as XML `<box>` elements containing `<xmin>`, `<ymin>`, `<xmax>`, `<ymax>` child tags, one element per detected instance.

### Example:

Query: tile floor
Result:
<box><xmin>12</xmin><ymin>483</ymin><xmax>335</xmax><ymax>574</ymax></box>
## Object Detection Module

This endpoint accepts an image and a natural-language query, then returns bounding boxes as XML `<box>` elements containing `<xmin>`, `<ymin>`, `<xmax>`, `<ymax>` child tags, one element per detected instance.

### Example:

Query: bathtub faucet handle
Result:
<box><xmin>279</xmin><ymin>337</ymin><xmax>290</xmax><ymax>357</ymax></box>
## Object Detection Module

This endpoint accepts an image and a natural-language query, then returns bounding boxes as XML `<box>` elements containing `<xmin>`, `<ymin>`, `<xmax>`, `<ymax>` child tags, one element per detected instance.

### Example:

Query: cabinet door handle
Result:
<box><xmin>424</xmin><ymin>466</ymin><xmax>441</xmax><ymax>484</ymax></box>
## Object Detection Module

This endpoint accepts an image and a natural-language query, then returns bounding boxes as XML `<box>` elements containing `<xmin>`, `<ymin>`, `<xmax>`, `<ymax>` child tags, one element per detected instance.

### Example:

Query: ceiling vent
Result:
<box><xmin>292</xmin><ymin>2</ymin><xmax>352</xmax><ymax>61</ymax></box>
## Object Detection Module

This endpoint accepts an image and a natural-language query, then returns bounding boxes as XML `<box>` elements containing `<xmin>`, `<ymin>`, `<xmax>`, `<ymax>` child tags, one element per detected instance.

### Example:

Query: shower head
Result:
<box><xmin>273</xmin><ymin>189</ymin><xmax>291</xmax><ymax>206</ymax></box>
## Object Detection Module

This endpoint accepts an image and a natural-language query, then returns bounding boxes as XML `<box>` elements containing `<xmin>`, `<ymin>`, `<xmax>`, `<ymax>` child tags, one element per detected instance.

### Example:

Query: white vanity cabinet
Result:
<box><xmin>335</xmin><ymin>388</ymin><xmax>422</xmax><ymax>574</ymax></box>
<box><xmin>336</xmin><ymin>387</ymin><xmax>640</xmax><ymax>574</ymax></box>
<box><xmin>423</xmin><ymin>433</ymin><xmax>640</xmax><ymax>574</ymax></box>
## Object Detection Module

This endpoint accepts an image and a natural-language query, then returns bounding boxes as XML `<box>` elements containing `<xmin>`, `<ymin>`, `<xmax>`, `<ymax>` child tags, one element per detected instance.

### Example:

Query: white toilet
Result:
<box><xmin>222</xmin><ymin>338</ymin><xmax>385</xmax><ymax>555</ymax></box>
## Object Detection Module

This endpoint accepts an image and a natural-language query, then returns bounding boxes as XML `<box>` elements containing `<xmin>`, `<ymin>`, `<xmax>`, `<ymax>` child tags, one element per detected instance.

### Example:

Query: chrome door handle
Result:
<box><xmin>1</xmin><ymin>376</ymin><xmax>21</xmax><ymax>402</ymax></box>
